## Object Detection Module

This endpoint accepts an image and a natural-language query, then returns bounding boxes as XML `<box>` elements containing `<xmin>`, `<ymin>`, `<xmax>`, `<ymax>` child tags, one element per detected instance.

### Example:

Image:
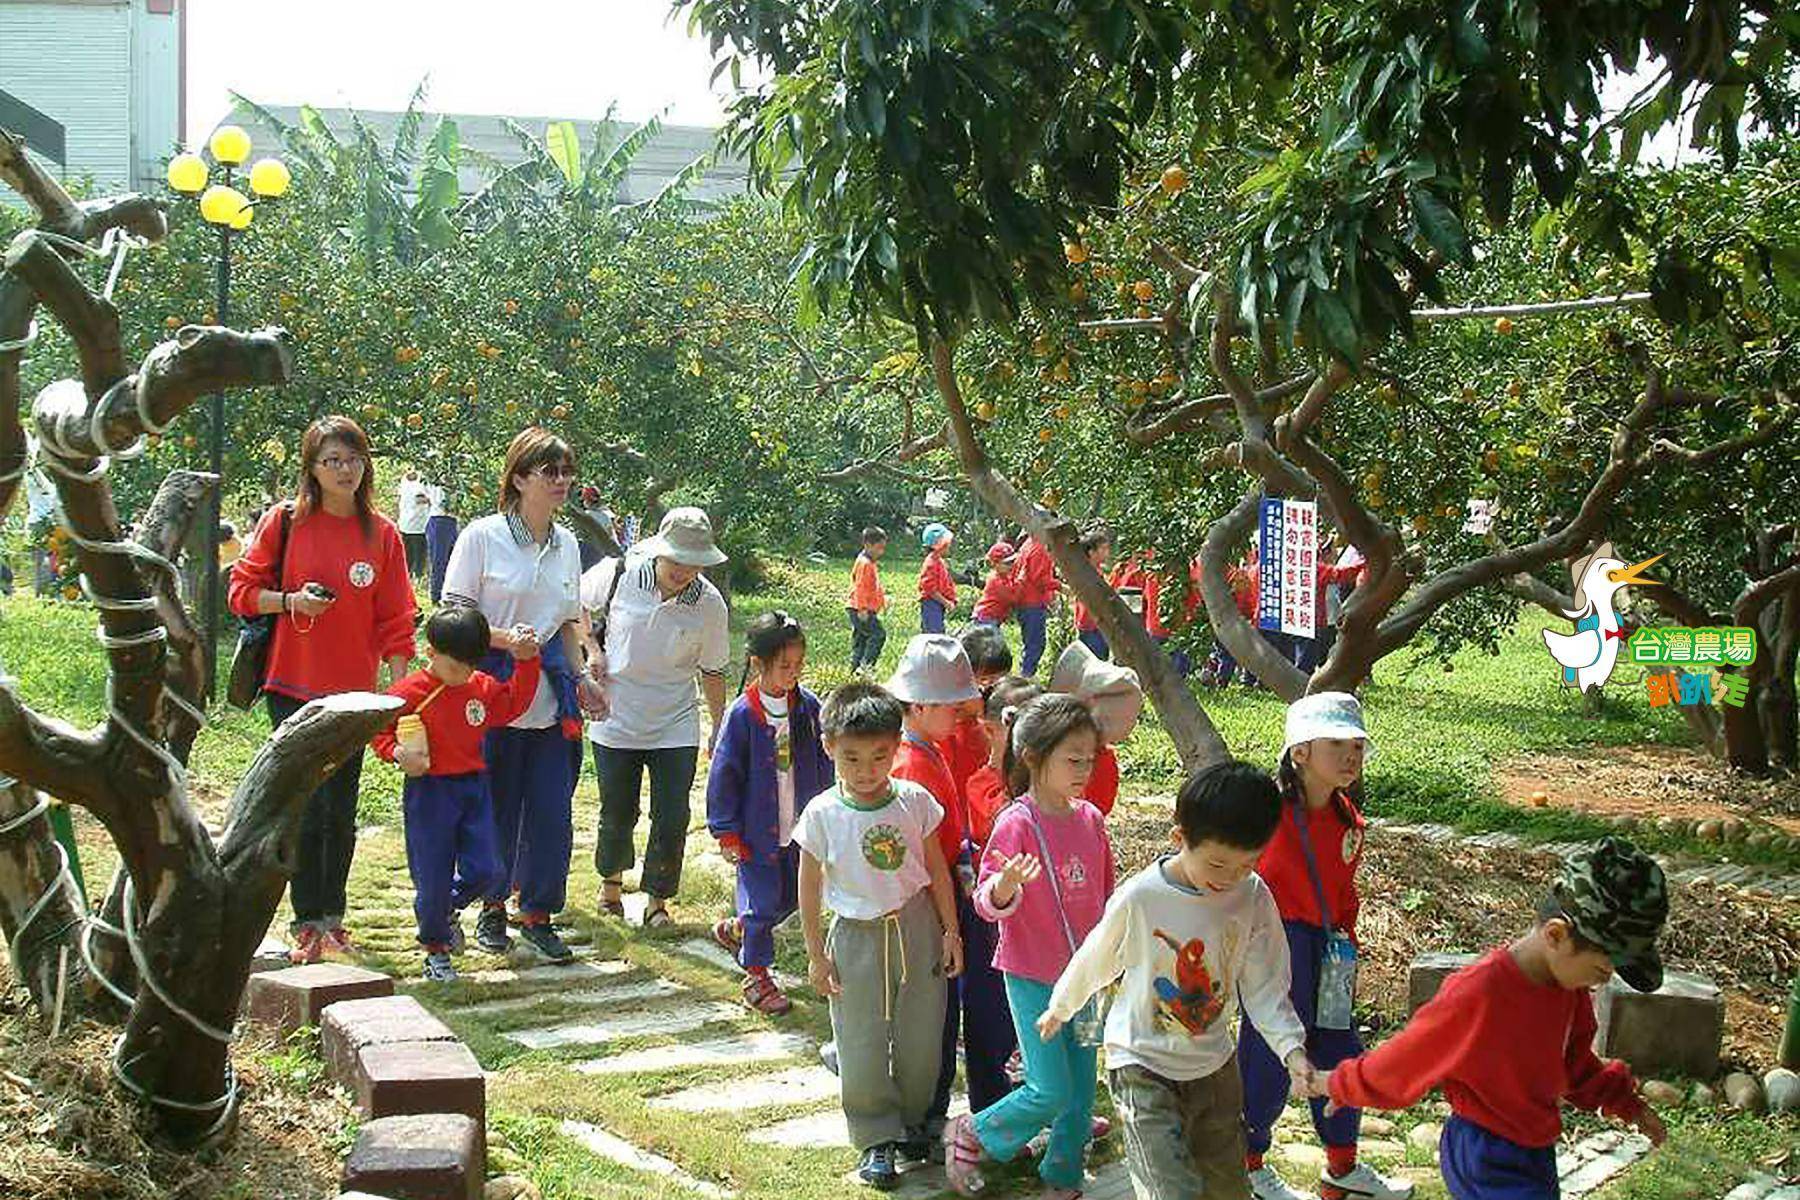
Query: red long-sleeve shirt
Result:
<box><xmin>848</xmin><ymin>552</ymin><xmax>886</xmax><ymax>613</ymax></box>
<box><xmin>965</xmin><ymin>764</ymin><xmax>1009</xmax><ymax>849</ymax></box>
<box><xmin>228</xmin><ymin>506</ymin><xmax>417</xmax><ymax>700</ymax></box>
<box><xmin>894</xmin><ymin>734</ymin><xmax>967</xmax><ymax>864</ymax></box>
<box><xmin>918</xmin><ymin>551</ymin><xmax>958</xmax><ymax>606</ymax></box>
<box><xmin>1257</xmin><ymin>793</ymin><xmax>1365</xmax><ymax>936</ymax></box>
<box><xmin>1329</xmin><ymin>947</ymin><xmax>1645</xmax><ymax>1148</ymax></box>
<box><xmin>1085</xmin><ymin>744</ymin><xmax>1119</xmax><ymax>816</ymax></box>
<box><xmin>947</xmin><ymin>715</ymin><xmax>988</xmax><ymax>793</ymax></box>
<box><xmin>371</xmin><ymin>658</ymin><xmax>542</xmax><ymax>776</ymax></box>
<box><xmin>973</xmin><ymin>567</ymin><xmax>1019</xmax><ymax>623</ymax></box>
<box><xmin>1014</xmin><ymin>537</ymin><xmax>1060</xmax><ymax>608</ymax></box>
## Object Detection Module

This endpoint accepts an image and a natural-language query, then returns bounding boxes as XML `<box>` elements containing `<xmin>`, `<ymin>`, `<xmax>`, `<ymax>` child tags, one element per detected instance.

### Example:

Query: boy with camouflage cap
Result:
<box><xmin>1313</xmin><ymin>837</ymin><xmax>1669</xmax><ymax>1199</ymax></box>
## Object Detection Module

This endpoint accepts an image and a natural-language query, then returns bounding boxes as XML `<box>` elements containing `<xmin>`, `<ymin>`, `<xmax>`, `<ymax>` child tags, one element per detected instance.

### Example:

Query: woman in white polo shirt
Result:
<box><xmin>583</xmin><ymin>507</ymin><xmax>731</xmax><ymax>929</ymax></box>
<box><xmin>441</xmin><ymin>428</ymin><xmax>601</xmax><ymax>962</ymax></box>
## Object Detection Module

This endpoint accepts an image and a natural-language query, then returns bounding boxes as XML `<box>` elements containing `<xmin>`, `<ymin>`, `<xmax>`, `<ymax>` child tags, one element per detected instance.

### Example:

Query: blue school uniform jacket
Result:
<box><xmin>706</xmin><ymin>686</ymin><xmax>834</xmax><ymax>863</ymax></box>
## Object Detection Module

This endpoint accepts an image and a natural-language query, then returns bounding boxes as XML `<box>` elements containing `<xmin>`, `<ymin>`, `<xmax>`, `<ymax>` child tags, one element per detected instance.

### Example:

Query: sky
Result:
<box><xmin>184</xmin><ymin>0</ymin><xmax>741</xmax><ymax>143</ymax></box>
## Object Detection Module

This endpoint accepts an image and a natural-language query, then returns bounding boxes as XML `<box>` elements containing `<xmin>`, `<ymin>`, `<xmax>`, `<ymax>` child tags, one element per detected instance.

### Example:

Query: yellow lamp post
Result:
<box><xmin>165</xmin><ymin>125</ymin><xmax>290</xmax><ymax>690</ymax></box>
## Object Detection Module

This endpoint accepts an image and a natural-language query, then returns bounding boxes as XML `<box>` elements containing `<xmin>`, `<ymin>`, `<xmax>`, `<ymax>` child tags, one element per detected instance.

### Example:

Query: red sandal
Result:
<box><xmin>742</xmin><ymin>970</ymin><xmax>792</xmax><ymax>1015</ymax></box>
<box><xmin>944</xmin><ymin>1113</ymin><xmax>985</xmax><ymax>1195</ymax></box>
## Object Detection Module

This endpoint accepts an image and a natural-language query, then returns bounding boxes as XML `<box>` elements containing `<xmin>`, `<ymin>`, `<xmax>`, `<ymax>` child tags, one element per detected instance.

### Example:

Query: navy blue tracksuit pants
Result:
<box><xmin>1017</xmin><ymin>604</ymin><xmax>1048</xmax><ymax>675</ymax></box>
<box><xmin>736</xmin><ymin>843</ymin><xmax>799</xmax><ymax>971</ymax></box>
<box><xmin>1440</xmin><ymin>1115</ymin><xmax>1558</xmax><ymax>1199</ymax></box>
<box><xmin>404</xmin><ymin>772</ymin><xmax>504</xmax><ymax>948</ymax></box>
<box><xmin>928</xmin><ymin>883</ymin><xmax>1016</xmax><ymax>1128</ymax></box>
<box><xmin>425</xmin><ymin>514</ymin><xmax>458</xmax><ymax>604</ymax></box>
<box><xmin>920</xmin><ymin>598</ymin><xmax>948</xmax><ymax>634</ymax></box>
<box><xmin>484</xmin><ymin>724</ymin><xmax>578</xmax><ymax>918</ymax></box>
<box><xmin>1239</xmin><ymin>919</ymin><xmax>1364</xmax><ymax>1153</ymax></box>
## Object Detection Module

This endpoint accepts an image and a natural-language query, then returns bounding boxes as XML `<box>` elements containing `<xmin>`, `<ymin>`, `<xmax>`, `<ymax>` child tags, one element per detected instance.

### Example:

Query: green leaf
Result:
<box><xmin>546</xmin><ymin>120</ymin><xmax>582</xmax><ymax>187</ymax></box>
<box><xmin>1313</xmin><ymin>289</ymin><xmax>1360</xmax><ymax>362</ymax></box>
<box><xmin>860</xmin><ymin>82</ymin><xmax>887</xmax><ymax>139</ymax></box>
<box><xmin>1409</xmin><ymin>184</ymin><xmax>1471</xmax><ymax>265</ymax></box>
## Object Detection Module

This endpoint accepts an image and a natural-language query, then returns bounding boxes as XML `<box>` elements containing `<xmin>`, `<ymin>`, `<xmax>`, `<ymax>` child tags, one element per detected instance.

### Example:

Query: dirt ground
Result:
<box><xmin>1495</xmin><ymin>743</ymin><xmax>1800</xmax><ymax>836</ymax></box>
<box><xmin>1109</xmin><ymin>804</ymin><xmax>1800</xmax><ymax>1074</ymax></box>
<box><xmin>0</xmin><ymin>980</ymin><xmax>351</xmax><ymax>1200</ymax></box>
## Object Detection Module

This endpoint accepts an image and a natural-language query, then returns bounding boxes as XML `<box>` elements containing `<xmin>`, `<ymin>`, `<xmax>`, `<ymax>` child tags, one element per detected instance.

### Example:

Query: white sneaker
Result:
<box><xmin>1322</xmin><ymin>1162</ymin><xmax>1416</xmax><ymax>1200</ymax></box>
<box><xmin>1248</xmin><ymin>1166</ymin><xmax>1310</xmax><ymax>1200</ymax></box>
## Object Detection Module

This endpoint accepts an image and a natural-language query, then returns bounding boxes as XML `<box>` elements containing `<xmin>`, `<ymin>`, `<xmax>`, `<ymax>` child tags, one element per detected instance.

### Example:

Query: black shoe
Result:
<box><xmin>857</xmin><ymin>1143</ymin><xmax>900</xmax><ymax>1191</ymax></box>
<box><xmin>446</xmin><ymin>917</ymin><xmax>466</xmax><ymax>956</ymax></box>
<box><xmin>475</xmin><ymin>906</ymin><xmax>511</xmax><ymax>955</ymax></box>
<box><xmin>896</xmin><ymin>1129</ymin><xmax>931</xmax><ymax>1166</ymax></box>
<box><xmin>519</xmin><ymin>921</ymin><xmax>574</xmax><ymax>963</ymax></box>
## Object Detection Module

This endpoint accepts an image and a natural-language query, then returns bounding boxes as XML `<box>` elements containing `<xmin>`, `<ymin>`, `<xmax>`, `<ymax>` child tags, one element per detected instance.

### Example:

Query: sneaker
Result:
<box><xmin>320</xmin><ymin>925</ymin><xmax>354</xmax><ymax>956</ymax></box>
<box><xmin>518</xmin><ymin>921</ymin><xmax>574</xmax><ymax>963</ymax></box>
<box><xmin>475</xmin><ymin>906</ymin><xmax>512</xmax><ymax>954</ymax></box>
<box><xmin>287</xmin><ymin>925</ymin><xmax>324</xmax><ymax>965</ymax></box>
<box><xmin>858</xmin><ymin>1142</ymin><xmax>900</xmax><ymax>1190</ymax></box>
<box><xmin>713</xmin><ymin>916</ymin><xmax>743</xmax><ymax>953</ymax></box>
<box><xmin>1321</xmin><ymin>1163</ymin><xmax>1417</xmax><ymax>1200</ymax></box>
<box><xmin>422</xmin><ymin>952</ymin><xmax>458</xmax><ymax>982</ymax></box>
<box><xmin>943</xmin><ymin>1116</ymin><xmax>985</xmax><ymax>1195</ymax></box>
<box><xmin>1248</xmin><ymin>1166</ymin><xmax>1311</xmax><ymax>1200</ymax></box>
<box><xmin>821</xmin><ymin>1040</ymin><xmax>839</xmax><ymax>1076</ymax></box>
<box><xmin>742</xmin><ymin>970</ymin><xmax>792</xmax><ymax>1016</ymax></box>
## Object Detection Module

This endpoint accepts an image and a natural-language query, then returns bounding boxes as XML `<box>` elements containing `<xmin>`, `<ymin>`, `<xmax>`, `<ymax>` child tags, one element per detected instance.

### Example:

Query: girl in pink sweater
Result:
<box><xmin>946</xmin><ymin>694</ymin><xmax>1116</xmax><ymax>1198</ymax></box>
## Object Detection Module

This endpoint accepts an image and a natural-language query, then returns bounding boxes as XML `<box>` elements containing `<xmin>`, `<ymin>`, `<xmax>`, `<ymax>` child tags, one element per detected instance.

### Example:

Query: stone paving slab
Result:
<box><xmin>462</xmin><ymin>977</ymin><xmax>686</xmax><ymax>1017</ymax></box>
<box><xmin>453</xmin><ymin>959</ymin><xmax>632</xmax><ymax>986</ymax></box>
<box><xmin>748</xmin><ymin>1097</ymin><xmax>969</xmax><ymax>1149</ymax></box>
<box><xmin>573</xmin><ymin>1030</ymin><xmax>815</xmax><ymax>1077</ymax></box>
<box><xmin>1556</xmin><ymin>1129</ymin><xmax>1653</xmax><ymax>1196</ymax></box>
<box><xmin>560</xmin><ymin>1119</ymin><xmax>734</xmax><ymax>1199</ymax></box>
<box><xmin>650</xmin><ymin>1065</ymin><xmax>840</xmax><ymax>1113</ymax></box>
<box><xmin>503</xmin><ymin>1001</ymin><xmax>745</xmax><ymax>1050</ymax></box>
<box><xmin>674</xmin><ymin>937</ymin><xmax>805</xmax><ymax>991</ymax></box>
<box><xmin>1723</xmin><ymin>1175</ymin><xmax>1787</xmax><ymax>1200</ymax></box>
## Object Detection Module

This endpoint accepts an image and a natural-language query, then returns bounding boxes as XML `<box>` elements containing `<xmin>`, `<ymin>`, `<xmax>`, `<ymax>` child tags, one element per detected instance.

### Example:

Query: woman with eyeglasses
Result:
<box><xmin>229</xmin><ymin>415</ymin><xmax>418</xmax><ymax>964</ymax></box>
<box><xmin>440</xmin><ymin>427</ymin><xmax>602</xmax><ymax>963</ymax></box>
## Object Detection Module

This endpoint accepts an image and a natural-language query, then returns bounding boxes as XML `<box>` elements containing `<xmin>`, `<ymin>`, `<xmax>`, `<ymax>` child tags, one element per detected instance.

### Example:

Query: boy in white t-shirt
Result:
<box><xmin>794</xmin><ymin>681</ymin><xmax>964</xmax><ymax>1191</ymax></box>
<box><xmin>1040</xmin><ymin>761</ymin><xmax>1322</xmax><ymax>1200</ymax></box>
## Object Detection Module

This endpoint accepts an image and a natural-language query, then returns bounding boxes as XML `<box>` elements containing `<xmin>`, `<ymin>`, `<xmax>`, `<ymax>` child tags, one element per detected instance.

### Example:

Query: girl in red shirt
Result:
<box><xmin>1239</xmin><ymin>693</ymin><xmax>1411</xmax><ymax>1200</ymax></box>
<box><xmin>918</xmin><ymin>523</ymin><xmax>959</xmax><ymax>634</ymax></box>
<box><xmin>229</xmin><ymin>417</ymin><xmax>417</xmax><ymax>964</ymax></box>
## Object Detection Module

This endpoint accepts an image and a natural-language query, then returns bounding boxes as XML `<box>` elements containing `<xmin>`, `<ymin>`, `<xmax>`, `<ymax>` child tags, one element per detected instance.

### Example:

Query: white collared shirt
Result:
<box><xmin>442</xmin><ymin>512</ymin><xmax>582</xmax><ymax>728</ymax></box>
<box><xmin>582</xmin><ymin>553</ymin><xmax>730</xmax><ymax>750</ymax></box>
<box><xmin>396</xmin><ymin>478</ymin><xmax>430</xmax><ymax>534</ymax></box>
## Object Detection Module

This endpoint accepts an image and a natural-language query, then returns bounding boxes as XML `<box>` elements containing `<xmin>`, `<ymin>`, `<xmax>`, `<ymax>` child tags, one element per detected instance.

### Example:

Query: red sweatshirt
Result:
<box><xmin>894</xmin><ymin>733</ymin><xmax>967</xmax><ymax>865</ymax></box>
<box><xmin>947</xmin><ymin>715</ymin><xmax>989</xmax><ymax>795</ymax></box>
<box><xmin>1257</xmin><ymin>792</ymin><xmax>1365</xmax><ymax>936</ymax></box>
<box><xmin>228</xmin><ymin>506</ymin><xmax>417</xmax><ymax>700</ymax></box>
<box><xmin>1014</xmin><ymin>537</ymin><xmax>1060</xmax><ymax>608</ymax></box>
<box><xmin>1329</xmin><ymin>947</ymin><xmax>1645</xmax><ymax>1148</ymax></box>
<box><xmin>1085</xmin><ymin>744</ymin><xmax>1119</xmax><ymax>816</ymax></box>
<box><xmin>965</xmin><ymin>764</ymin><xmax>1010</xmax><ymax>848</ymax></box>
<box><xmin>918</xmin><ymin>550</ymin><xmax>958</xmax><ymax>606</ymax></box>
<box><xmin>973</xmin><ymin>567</ymin><xmax>1018</xmax><ymax>623</ymax></box>
<box><xmin>372</xmin><ymin>658</ymin><xmax>542</xmax><ymax>775</ymax></box>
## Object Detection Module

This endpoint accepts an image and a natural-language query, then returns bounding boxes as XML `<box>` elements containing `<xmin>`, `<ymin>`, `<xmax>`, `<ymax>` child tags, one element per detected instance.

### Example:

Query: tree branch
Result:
<box><xmin>1124</xmin><ymin>374</ymin><xmax>1314</xmax><ymax>445</ymax></box>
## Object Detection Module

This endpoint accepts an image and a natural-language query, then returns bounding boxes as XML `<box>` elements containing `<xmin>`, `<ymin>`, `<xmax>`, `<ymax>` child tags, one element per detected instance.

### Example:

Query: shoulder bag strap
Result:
<box><xmin>1023</xmin><ymin>802</ymin><xmax>1082</xmax><ymax>956</ymax></box>
<box><xmin>413</xmin><ymin>682</ymin><xmax>449</xmax><ymax>715</ymax></box>
<box><xmin>595</xmin><ymin>556</ymin><xmax>628</xmax><ymax>651</ymax></box>
<box><xmin>1289</xmin><ymin>799</ymin><xmax>1339</xmax><ymax>934</ymax></box>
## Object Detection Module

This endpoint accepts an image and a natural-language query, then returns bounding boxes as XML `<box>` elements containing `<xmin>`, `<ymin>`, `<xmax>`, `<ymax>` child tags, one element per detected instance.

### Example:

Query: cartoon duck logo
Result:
<box><xmin>1151</xmin><ymin>929</ymin><xmax>1226</xmax><ymax>1036</ymax></box>
<box><xmin>1541</xmin><ymin>542</ymin><xmax>1662</xmax><ymax>692</ymax></box>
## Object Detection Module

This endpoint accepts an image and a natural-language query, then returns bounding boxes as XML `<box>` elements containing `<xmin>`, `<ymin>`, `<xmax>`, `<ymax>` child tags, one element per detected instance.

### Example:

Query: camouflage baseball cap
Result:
<box><xmin>1552</xmin><ymin>837</ymin><xmax>1669</xmax><ymax>992</ymax></box>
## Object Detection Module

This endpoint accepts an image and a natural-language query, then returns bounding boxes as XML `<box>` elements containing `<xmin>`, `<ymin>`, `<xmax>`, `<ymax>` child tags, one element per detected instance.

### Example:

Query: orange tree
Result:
<box><xmin>679</xmin><ymin>0</ymin><xmax>1797</xmax><ymax>768</ymax></box>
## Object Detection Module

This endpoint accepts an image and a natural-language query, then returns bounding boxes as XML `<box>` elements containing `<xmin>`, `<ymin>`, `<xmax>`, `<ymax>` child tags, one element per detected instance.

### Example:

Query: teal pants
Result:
<box><xmin>971</xmin><ymin>973</ymin><xmax>1098</xmax><ymax>1189</ymax></box>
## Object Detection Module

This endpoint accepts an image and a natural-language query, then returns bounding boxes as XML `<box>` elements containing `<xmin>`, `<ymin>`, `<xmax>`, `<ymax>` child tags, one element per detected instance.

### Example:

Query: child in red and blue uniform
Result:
<box><xmin>373</xmin><ymin>606</ymin><xmax>542</xmax><ymax>983</ymax></box>
<box><xmin>1012</xmin><ymin>534</ymin><xmax>1061</xmax><ymax>675</ymax></box>
<box><xmin>1239</xmin><ymin>692</ymin><xmax>1412</xmax><ymax>1200</ymax></box>
<box><xmin>1071</xmin><ymin>524</ymin><xmax>1114</xmax><ymax>660</ymax></box>
<box><xmin>973</xmin><ymin>541</ymin><xmax>1020</xmax><ymax>629</ymax></box>
<box><xmin>707</xmin><ymin>612</ymin><xmax>834</xmax><ymax>1015</ymax></box>
<box><xmin>918</xmin><ymin>523</ymin><xmax>959</xmax><ymax>634</ymax></box>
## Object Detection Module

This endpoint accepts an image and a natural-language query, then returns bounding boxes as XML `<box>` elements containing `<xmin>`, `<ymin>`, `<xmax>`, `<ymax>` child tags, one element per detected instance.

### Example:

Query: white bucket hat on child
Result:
<box><xmin>1282</xmin><ymin>691</ymin><xmax>1374</xmax><ymax>757</ymax></box>
<box><xmin>1049</xmin><ymin>640</ymin><xmax>1144</xmax><ymax>744</ymax></box>
<box><xmin>886</xmin><ymin>634</ymin><xmax>980</xmax><ymax>706</ymax></box>
<box><xmin>636</xmin><ymin>507</ymin><xmax>728</xmax><ymax>568</ymax></box>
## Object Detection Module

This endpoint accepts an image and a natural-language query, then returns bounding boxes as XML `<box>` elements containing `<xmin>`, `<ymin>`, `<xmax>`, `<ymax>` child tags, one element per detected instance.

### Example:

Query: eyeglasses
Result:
<box><xmin>317</xmin><ymin>455</ymin><xmax>364</xmax><ymax>472</ymax></box>
<box><xmin>533</xmin><ymin>464</ymin><xmax>577</xmax><ymax>480</ymax></box>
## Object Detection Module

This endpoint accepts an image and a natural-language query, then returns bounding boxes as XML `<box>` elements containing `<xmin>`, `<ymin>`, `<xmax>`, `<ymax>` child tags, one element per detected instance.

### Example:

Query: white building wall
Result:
<box><xmin>130</xmin><ymin>0</ymin><xmax>182</xmax><ymax>189</ymax></box>
<box><xmin>0</xmin><ymin>1</ymin><xmax>135</xmax><ymax>190</ymax></box>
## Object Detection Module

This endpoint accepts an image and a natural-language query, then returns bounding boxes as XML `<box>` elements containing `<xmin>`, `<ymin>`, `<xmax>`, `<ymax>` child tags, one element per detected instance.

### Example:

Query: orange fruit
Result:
<box><xmin>565</xmin><ymin>301</ymin><xmax>582</xmax><ymax>319</ymax></box>
<box><xmin>1135</xmin><ymin>305</ymin><xmax>1153</xmax><ymax>319</ymax></box>
<box><xmin>976</xmin><ymin>402</ymin><xmax>997</xmax><ymax>421</ymax></box>
<box><xmin>463</xmin><ymin>379</ymin><xmax>478</xmax><ymax>396</ymax></box>
<box><xmin>1037</xmin><ymin>428</ymin><xmax>1053</xmax><ymax>443</ymax></box>
<box><xmin>503</xmin><ymin>299</ymin><xmax>520</xmax><ymax>315</ymax></box>
<box><xmin>1506</xmin><ymin>381</ymin><xmax>1523</xmax><ymax>398</ymax></box>
<box><xmin>407</xmin><ymin>413</ymin><xmax>423</xmax><ymax>430</ymax></box>
<box><xmin>182</xmin><ymin>435</ymin><xmax>196</xmax><ymax>448</ymax></box>
<box><xmin>164</xmin><ymin>316</ymin><xmax>181</xmax><ymax>330</ymax></box>
<box><xmin>1528</xmin><ymin>790</ymin><xmax>1549</xmax><ymax>808</ymax></box>
<box><xmin>1160</xmin><ymin>165</ymin><xmax>1189</xmax><ymax>195</ymax></box>
<box><xmin>1063</xmin><ymin>242</ymin><xmax>1090</xmax><ymax>265</ymax></box>
<box><xmin>551</xmin><ymin>404</ymin><xmax>569</xmax><ymax>419</ymax></box>
<box><xmin>1133</xmin><ymin>279</ymin><xmax>1155</xmax><ymax>302</ymax></box>
<box><xmin>1493</xmin><ymin>316</ymin><xmax>1515</xmax><ymax>335</ymax></box>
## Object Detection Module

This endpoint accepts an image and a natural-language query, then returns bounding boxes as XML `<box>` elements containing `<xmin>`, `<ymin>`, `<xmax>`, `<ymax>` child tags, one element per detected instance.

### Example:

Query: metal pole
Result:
<box><xmin>203</xmin><ymin>166</ymin><xmax>232</xmax><ymax>698</ymax></box>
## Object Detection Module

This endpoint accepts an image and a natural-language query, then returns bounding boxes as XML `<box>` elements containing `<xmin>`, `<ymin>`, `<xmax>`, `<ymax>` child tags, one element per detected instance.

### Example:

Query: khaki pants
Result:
<box><xmin>1112</xmin><ymin>1057</ymin><xmax>1251</xmax><ymax>1199</ymax></box>
<box><xmin>828</xmin><ymin>890</ymin><xmax>948</xmax><ymax>1150</ymax></box>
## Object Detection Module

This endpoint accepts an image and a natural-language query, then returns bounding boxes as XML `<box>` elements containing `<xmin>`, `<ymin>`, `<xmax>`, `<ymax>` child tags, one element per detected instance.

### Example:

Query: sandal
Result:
<box><xmin>599</xmin><ymin>886</ymin><xmax>626</xmax><ymax>919</ymax></box>
<box><xmin>742</xmin><ymin>971</ymin><xmax>792</xmax><ymax>1016</ymax></box>
<box><xmin>713</xmin><ymin>917</ymin><xmax>743</xmax><ymax>953</ymax></box>
<box><xmin>643</xmin><ymin>905</ymin><xmax>675</xmax><ymax>930</ymax></box>
<box><xmin>943</xmin><ymin>1114</ymin><xmax>985</xmax><ymax>1196</ymax></box>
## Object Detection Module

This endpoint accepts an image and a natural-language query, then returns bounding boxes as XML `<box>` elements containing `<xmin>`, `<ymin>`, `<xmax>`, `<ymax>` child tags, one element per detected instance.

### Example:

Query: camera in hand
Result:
<box><xmin>304</xmin><ymin>583</ymin><xmax>336</xmax><ymax>601</ymax></box>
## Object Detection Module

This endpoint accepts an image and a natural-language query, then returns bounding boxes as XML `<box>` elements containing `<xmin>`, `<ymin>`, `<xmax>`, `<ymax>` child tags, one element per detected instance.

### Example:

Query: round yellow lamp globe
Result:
<box><xmin>165</xmin><ymin>152</ymin><xmax>208</xmax><ymax>194</ymax></box>
<box><xmin>229</xmin><ymin>203</ymin><xmax>254</xmax><ymax>231</ymax></box>
<box><xmin>198</xmin><ymin>185</ymin><xmax>249</xmax><ymax>226</ymax></box>
<box><xmin>248</xmin><ymin>158</ymin><xmax>290</xmax><ymax>199</ymax></box>
<box><xmin>208</xmin><ymin>124</ymin><xmax>252</xmax><ymax>166</ymax></box>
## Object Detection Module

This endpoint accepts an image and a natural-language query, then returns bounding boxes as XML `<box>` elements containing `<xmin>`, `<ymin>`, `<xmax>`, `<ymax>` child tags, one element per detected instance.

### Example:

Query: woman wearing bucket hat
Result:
<box><xmin>918</xmin><ymin>523</ymin><xmax>959</xmax><ymax>634</ymax></box>
<box><xmin>440</xmin><ymin>428</ymin><xmax>599</xmax><ymax>963</ymax></box>
<box><xmin>584</xmin><ymin>506</ymin><xmax>732</xmax><ymax>929</ymax></box>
